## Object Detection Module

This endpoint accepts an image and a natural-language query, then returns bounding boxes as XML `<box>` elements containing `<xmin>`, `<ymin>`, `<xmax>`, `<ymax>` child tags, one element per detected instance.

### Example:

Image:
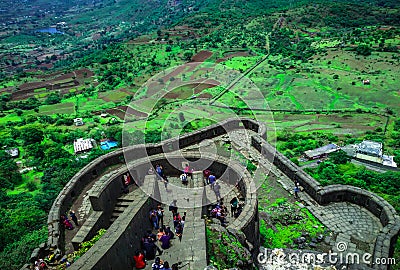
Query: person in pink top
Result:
<box><xmin>184</xmin><ymin>164</ymin><xmax>193</xmax><ymax>180</ymax></box>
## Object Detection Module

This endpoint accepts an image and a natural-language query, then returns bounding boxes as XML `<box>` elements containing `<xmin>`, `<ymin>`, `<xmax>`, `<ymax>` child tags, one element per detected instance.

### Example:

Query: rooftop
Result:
<box><xmin>5</xmin><ymin>147</ymin><xmax>19</xmax><ymax>158</ymax></box>
<box><xmin>304</xmin><ymin>143</ymin><xmax>340</xmax><ymax>159</ymax></box>
<box><xmin>356</xmin><ymin>140</ymin><xmax>382</xmax><ymax>157</ymax></box>
<box><xmin>73</xmin><ymin>138</ymin><xmax>93</xmax><ymax>154</ymax></box>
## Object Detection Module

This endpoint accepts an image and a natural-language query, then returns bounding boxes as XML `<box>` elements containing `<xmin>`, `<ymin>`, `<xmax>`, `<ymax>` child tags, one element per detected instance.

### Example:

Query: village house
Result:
<box><xmin>304</xmin><ymin>143</ymin><xmax>341</xmax><ymax>160</ymax></box>
<box><xmin>73</xmin><ymin>118</ymin><xmax>84</xmax><ymax>126</ymax></box>
<box><xmin>355</xmin><ymin>140</ymin><xmax>397</xmax><ymax>168</ymax></box>
<box><xmin>73</xmin><ymin>138</ymin><xmax>94</xmax><ymax>154</ymax></box>
<box><xmin>5</xmin><ymin>147</ymin><xmax>19</xmax><ymax>158</ymax></box>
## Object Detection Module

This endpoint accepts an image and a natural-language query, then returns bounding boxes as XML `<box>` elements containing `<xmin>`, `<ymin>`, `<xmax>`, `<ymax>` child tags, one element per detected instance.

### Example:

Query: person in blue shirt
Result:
<box><xmin>208</xmin><ymin>174</ymin><xmax>216</xmax><ymax>190</ymax></box>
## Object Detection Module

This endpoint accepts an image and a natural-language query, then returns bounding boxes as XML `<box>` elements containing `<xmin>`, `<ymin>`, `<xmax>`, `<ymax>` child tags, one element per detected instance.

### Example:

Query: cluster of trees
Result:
<box><xmin>277</xmin><ymin>130</ymin><xmax>339</xmax><ymax>159</ymax></box>
<box><xmin>0</xmin><ymin>93</ymin><xmax>62</xmax><ymax>113</ymax></box>
<box><xmin>277</xmin><ymin>127</ymin><xmax>400</xmax><ymax>213</ymax></box>
<box><xmin>391</xmin><ymin>119</ymin><xmax>400</xmax><ymax>164</ymax></box>
<box><xmin>0</xmin><ymin>113</ymin><xmax>123</xmax><ymax>268</ymax></box>
<box><xmin>305</xmin><ymin>152</ymin><xmax>400</xmax><ymax>212</ymax></box>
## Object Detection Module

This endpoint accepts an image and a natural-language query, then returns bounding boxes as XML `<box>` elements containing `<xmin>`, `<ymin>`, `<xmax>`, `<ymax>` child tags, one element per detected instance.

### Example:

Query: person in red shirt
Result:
<box><xmin>133</xmin><ymin>250</ymin><xmax>146</xmax><ymax>269</ymax></box>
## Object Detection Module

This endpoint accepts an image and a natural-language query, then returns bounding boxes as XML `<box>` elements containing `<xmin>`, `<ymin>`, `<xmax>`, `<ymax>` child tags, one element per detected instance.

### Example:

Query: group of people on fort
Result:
<box><xmin>37</xmin><ymin>211</ymin><xmax>80</xmax><ymax>269</ymax></box>
<box><xmin>209</xmin><ymin>196</ymin><xmax>243</xmax><ymax>227</ymax></box>
<box><xmin>133</xmin><ymin>200</ymin><xmax>186</xmax><ymax>269</ymax></box>
<box><xmin>60</xmin><ymin>210</ymin><xmax>79</xmax><ymax>231</ymax></box>
<box><xmin>133</xmin><ymin>164</ymin><xmax>245</xmax><ymax>269</ymax></box>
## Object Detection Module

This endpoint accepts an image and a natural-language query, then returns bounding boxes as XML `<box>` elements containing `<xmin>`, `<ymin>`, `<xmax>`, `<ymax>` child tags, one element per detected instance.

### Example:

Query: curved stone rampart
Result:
<box><xmin>26</xmin><ymin>118</ymin><xmax>263</xmax><ymax>266</ymax></box>
<box><xmin>69</xmin><ymin>152</ymin><xmax>257</xmax><ymax>269</ymax></box>
<box><xmin>252</xmin><ymin>134</ymin><xmax>400</xmax><ymax>269</ymax></box>
<box><xmin>25</xmin><ymin>118</ymin><xmax>400</xmax><ymax>270</ymax></box>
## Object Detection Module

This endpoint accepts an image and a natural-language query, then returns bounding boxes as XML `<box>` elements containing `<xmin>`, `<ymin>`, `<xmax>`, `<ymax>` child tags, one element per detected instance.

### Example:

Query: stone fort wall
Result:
<box><xmin>252</xmin><ymin>135</ymin><xmax>400</xmax><ymax>269</ymax></box>
<box><xmin>24</xmin><ymin>118</ymin><xmax>399</xmax><ymax>270</ymax></box>
<box><xmin>24</xmin><ymin>118</ymin><xmax>262</xmax><ymax>267</ymax></box>
<box><xmin>69</xmin><ymin>153</ymin><xmax>256</xmax><ymax>269</ymax></box>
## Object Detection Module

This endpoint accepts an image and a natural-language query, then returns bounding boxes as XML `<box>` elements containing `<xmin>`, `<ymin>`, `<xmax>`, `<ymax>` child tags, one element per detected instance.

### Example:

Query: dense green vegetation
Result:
<box><xmin>259</xmin><ymin>198</ymin><xmax>326</xmax><ymax>249</ymax></box>
<box><xmin>57</xmin><ymin>229</ymin><xmax>106</xmax><ymax>269</ymax></box>
<box><xmin>0</xmin><ymin>0</ymin><xmax>399</xmax><ymax>268</ymax></box>
<box><xmin>206</xmin><ymin>222</ymin><xmax>255</xmax><ymax>270</ymax></box>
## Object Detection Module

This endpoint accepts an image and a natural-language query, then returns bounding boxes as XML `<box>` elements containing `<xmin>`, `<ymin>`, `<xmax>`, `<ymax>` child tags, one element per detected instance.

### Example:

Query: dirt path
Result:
<box><xmin>209</xmin><ymin>54</ymin><xmax>269</xmax><ymax>105</ymax></box>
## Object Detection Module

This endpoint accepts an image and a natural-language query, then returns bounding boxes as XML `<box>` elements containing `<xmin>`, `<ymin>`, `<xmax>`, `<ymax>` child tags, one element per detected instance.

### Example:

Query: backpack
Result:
<box><xmin>152</xmin><ymin>263</ymin><xmax>162</xmax><ymax>270</ymax></box>
<box><xmin>180</xmin><ymin>174</ymin><xmax>187</xmax><ymax>182</ymax></box>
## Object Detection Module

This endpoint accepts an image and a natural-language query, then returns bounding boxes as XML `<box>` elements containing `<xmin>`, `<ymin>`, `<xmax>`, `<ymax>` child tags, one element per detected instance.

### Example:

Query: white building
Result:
<box><xmin>73</xmin><ymin>138</ymin><xmax>94</xmax><ymax>154</ymax></box>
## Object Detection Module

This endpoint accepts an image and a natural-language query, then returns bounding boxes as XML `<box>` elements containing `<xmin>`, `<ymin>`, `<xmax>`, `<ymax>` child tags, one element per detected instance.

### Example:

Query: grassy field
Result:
<box><xmin>98</xmin><ymin>89</ymin><xmax>130</xmax><ymax>102</ymax></box>
<box><xmin>39</xmin><ymin>102</ymin><xmax>75</xmax><ymax>115</ymax></box>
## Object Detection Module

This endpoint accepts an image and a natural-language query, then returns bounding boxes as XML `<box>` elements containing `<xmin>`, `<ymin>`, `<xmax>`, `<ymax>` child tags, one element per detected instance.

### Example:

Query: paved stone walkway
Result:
<box><xmin>142</xmin><ymin>171</ymin><xmax>207</xmax><ymax>269</ymax></box>
<box><xmin>138</xmin><ymin>157</ymin><xmax>243</xmax><ymax>269</ymax></box>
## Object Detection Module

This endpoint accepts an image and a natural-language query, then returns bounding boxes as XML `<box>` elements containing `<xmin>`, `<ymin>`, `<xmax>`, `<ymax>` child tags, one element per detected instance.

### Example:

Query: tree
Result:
<box><xmin>183</xmin><ymin>51</ymin><xmax>193</xmax><ymax>61</ymax></box>
<box><xmin>0</xmin><ymin>151</ymin><xmax>22</xmax><ymax>189</ymax></box>
<box><xmin>145</xmin><ymin>130</ymin><xmax>162</xmax><ymax>143</ymax></box>
<box><xmin>44</xmin><ymin>92</ymin><xmax>61</xmax><ymax>105</ymax></box>
<box><xmin>329</xmin><ymin>150</ymin><xmax>350</xmax><ymax>164</ymax></box>
<box><xmin>394</xmin><ymin>150</ymin><xmax>400</xmax><ymax>165</ymax></box>
<box><xmin>25</xmin><ymin>143</ymin><xmax>45</xmax><ymax>160</ymax></box>
<box><xmin>19</xmin><ymin>126</ymin><xmax>44</xmax><ymax>145</ymax></box>
<box><xmin>356</xmin><ymin>44</ymin><xmax>372</xmax><ymax>56</ymax></box>
<box><xmin>15</xmin><ymin>109</ymin><xmax>23</xmax><ymax>116</ymax></box>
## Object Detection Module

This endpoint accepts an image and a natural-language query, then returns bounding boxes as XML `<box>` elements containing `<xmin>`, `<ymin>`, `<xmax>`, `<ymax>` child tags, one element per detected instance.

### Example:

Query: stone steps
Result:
<box><xmin>109</xmin><ymin>188</ymin><xmax>139</xmax><ymax>224</ymax></box>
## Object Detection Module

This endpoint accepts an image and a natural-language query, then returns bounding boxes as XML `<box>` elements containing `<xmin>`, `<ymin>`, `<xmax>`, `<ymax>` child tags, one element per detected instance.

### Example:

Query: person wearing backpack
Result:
<box><xmin>173</xmin><ymin>212</ymin><xmax>181</xmax><ymax>228</ymax></box>
<box><xmin>180</xmin><ymin>173</ymin><xmax>188</xmax><ymax>185</ymax></box>
<box><xmin>175</xmin><ymin>221</ymin><xmax>184</xmax><ymax>242</ymax></box>
<box><xmin>152</xmin><ymin>257</ymin><xmax>163</xmax><ymax>270</ymax></box>
<box><xmin>230</xmin><ymin>197</ymin><xmax>239</xmax><ymax>217</ymax></box>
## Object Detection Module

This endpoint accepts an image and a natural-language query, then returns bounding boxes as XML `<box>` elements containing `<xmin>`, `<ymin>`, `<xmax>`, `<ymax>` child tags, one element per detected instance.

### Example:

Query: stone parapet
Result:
<box><xmin>252</xmin><ymin>135</ymin><xmax>400</xmax><ymax>270</ymax></box>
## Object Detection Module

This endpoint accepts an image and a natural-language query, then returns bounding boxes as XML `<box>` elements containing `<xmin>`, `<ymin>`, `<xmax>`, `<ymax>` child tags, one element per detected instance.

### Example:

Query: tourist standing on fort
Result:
<box><xmin>230</xmin><ymin>197</ymin><xmax>239</xmax><ymax>217</ymax></box>
<box><xmin>61</xmin><ymin>214</ymin><xmax>73</xmax><ymax>230</ymax></box>
<box><xmin>156</xmin><ymin>164</ymin><xmax>164</xmax><ymax>180</ymax></box>
<box><xmin>175</xmin><ymin>221</ymin><xmax>184</xmax><ymax>242</ymax></box>
<box><xmin>181</xmin><ymin>212</ymin><xmax>186</xmax><ymax>228</ymax></box>
<box><xmin>203</xmin><ymin>169</ymin><xmax>211</xmax><ymax>184</ymax></box>
<box><xmin>180</xmin><ymin>172</ymin><xmax>188</xmax><ymax>185</ymax></box>
<box><xmin>163</xmin><ymin>176</ymin><xmax>169</xmax><ymax>191</ymax></box>
<box><xmin>169</xmin><ymin>200</ymin><xmax>178</xmax><ymax>214</ymax></box>
<box><xmin>156</xmin><ymin>204</ymin><xmax>164</xmax><ymax>228</ymax></box>
<box><xmin>208</xmin><ymin>174</ymin><xmax>216</xmax><ymax>190</ymax></box>
<box><xmin>173</xmin><ymin>212</ymin><xmax>181</xmax><ymax>228</ymax></box>
<box><xmin>184</xmin><ymin>164</ymin><xmax>193</xmax><ymax>180</ymax></box>
<box><xmin>69</xmin><ymin>210</ymin><xmax>79</xmax><ymax>226</ymax></box>
<box><xmin>294</xmin><ymin>184</ymin><xmax>300</xmax><ymax>199</ymax></box>
<box><xmin>150</xmin><ymin>209</ymin><xmax>159</xmax><ymax>230</ymax></box>
<box><xmin>213</xmin><ymin>181</ymin><xmax>221</xmax><ymax>201</ymax></box>
<box><xmin>122</xmin><ymin>174</ymin><xmax>129</xmax><ymax>194</ymax></box>
<box><xmin>133</xmin><ymin>250</ymin><xmax>146</xmax><ymax>269</ymax></box>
